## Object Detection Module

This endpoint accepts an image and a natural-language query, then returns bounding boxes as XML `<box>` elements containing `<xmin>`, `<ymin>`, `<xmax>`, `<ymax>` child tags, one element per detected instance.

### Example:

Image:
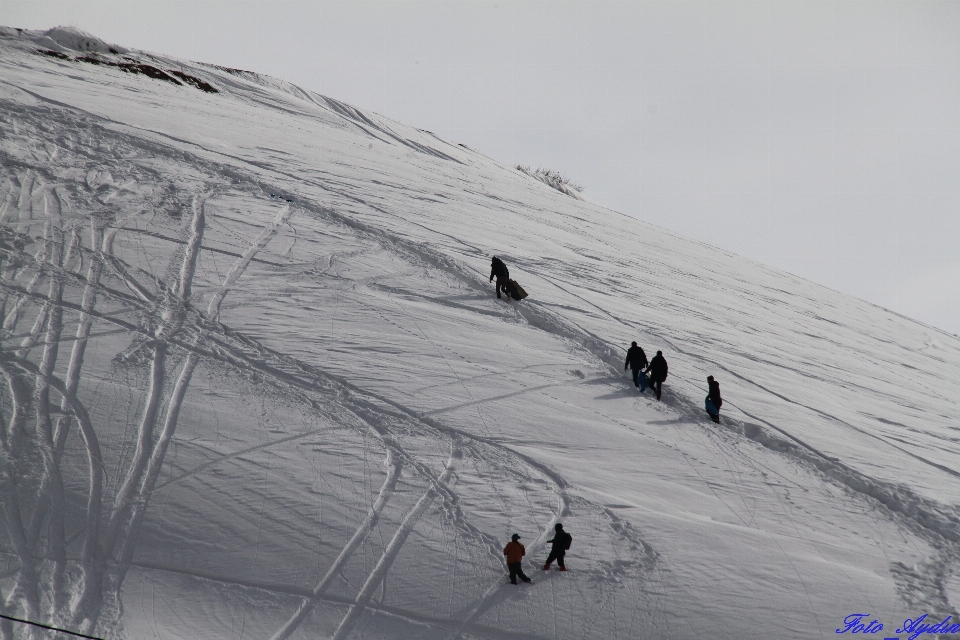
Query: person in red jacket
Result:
<box><xmin>503</xmin><ymin>533</ymin><xmax>531</xmax><ymax>584</ymax></box>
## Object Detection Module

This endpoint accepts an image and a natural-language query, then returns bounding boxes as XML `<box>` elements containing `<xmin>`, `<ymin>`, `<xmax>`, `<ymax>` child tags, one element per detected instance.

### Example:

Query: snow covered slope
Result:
<box><xmin>1</xmin><ymin>26</ymin><xmax>959</xmax><ymax>640</ymax></box>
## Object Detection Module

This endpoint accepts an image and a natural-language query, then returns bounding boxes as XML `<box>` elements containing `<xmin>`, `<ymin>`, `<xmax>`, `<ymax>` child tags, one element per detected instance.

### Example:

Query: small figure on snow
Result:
<box><xmin>624</xmin><ymin>341</ymin><xmax>649</xmax><ymax>391</ymax></box>
<box><xmin>503</xmin><ymin>533</ymin><xmax>531</xmax><ymax>584</ymax></box>
<box><xmin>490</xmin><ymin>256</ymin><xmax>510</xmax><ymax>299</ymax></box>
<box><xmin>645</xmin><ymin>350</ymin><xmax>668</xmax><ymax>401</ymax></box>
<box><xmin>705</xmin><ymin>375</ymin><xmax>722</xmax><ymax>423</ymax></box>
<box><xmin>543</xmin><ymin>523</ymin><xmax>572</xmax><ymax>571</ymax></box>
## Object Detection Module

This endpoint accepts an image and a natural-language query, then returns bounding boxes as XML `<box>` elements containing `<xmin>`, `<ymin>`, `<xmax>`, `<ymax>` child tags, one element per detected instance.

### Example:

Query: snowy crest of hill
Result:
<box><xmin>7</xmin><ymin>25</ymin><xmax>130</xmax><ymax>55</ymax></box>
<box><xmin>1</xmin><ymin>25</ymin><xmax>960</xmax><ymax>640</ymax></box>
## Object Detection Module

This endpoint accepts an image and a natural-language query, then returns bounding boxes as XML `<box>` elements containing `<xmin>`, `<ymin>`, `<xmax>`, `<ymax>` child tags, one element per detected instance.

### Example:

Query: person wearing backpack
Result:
<box><xmin>503</xmin><ymin>533</ymin><xmax>532</xmax><ymax>584</ymax></box>
<box><xmin>489</xmin><ymin>256</ymin><xmax>509</xmax><ymax>299</ymax></box>
<box><xmin>543</xmin><ymin>523</ymin><xmax>572</xmax><ymax>571</ymax></box>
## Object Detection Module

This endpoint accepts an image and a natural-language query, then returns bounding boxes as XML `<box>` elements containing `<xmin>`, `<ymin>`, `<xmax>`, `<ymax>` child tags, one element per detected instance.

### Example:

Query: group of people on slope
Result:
<box><xmin>502</xmin><ymin>523</ymin><xmax>572</xmax><ymax>585</ymax></box>
<box><xmin>487</xmin><ymin>255</ymin><xmax>724</xmax><ymax>586</ymax></box>
<box><xmin>488</xmin><ymin>256</ymin><xmax>725</xmax><ymax>424</ymax></box>
<box><xmin>624</xmin><ymin>342</ymin><xmax>667</xmax><ymax>400</ymax></box>
<box><xmin>625</xmin><ymin>341</ymin><xmax>723</xmax><ymax>423</ymax></box>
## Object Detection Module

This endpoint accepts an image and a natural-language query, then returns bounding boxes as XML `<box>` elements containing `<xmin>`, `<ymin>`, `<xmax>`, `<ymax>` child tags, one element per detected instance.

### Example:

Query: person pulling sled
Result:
<box><xmin>503</xmin><ymin>533</ymin><xmax>532</xmax><ymax>584</ymax></box>
<box><xmin>543</xmin><ymin>523</ymin><xmax>572</xmax><ymax>571</ymax></box>
<box><xmin>625</xmin><ymin>341</ymin><xmax>649</xmax><ymax>391</ymax></box>
<box><xmin>489</xmin><ymin>256</ymin><xmax>528</xmax><ymax>301</ymax></box>
<box><xmin>705</xmin><ymin>376</ymin><xmax>722</xmax><ymax>423</ymax></box>
<box><xmin>490</xmin><ymin>256</ymin><xmax>510</xmax><ymax>299</ymax></box>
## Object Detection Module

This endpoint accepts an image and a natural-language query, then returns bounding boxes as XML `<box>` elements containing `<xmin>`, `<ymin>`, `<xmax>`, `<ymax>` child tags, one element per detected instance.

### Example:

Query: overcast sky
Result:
<box><xmin>5</xmin><ymin>1</ymin><xmax>959</xmax><ymax>336</ymax></box>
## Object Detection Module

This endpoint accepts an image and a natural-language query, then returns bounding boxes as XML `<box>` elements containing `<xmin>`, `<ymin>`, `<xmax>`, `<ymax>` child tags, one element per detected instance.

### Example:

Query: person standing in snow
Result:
<box><xmin>645</xmin><ymin>351</ymin><xmax>668</xmax><ymax>401</ymax></box>
<box><xmin>624</xmin><ymin>341</ymin><xmax>649</xmax><ymax>391</ymax></box>
<box><xmin>705</xmin><ymin>375</ymin><xmax>722</xmax><ymax>423</ymax></box>
<box><xmin>490</xmin><ymin>256</ymin><xmax>509</xmax><ymax>299</ymax></box>
<box><xmin>543</xmin><ymin>523</ymin><xmax>572</xmax><ymax>571</ymax></box>
<box><xmin>503</xmin><ymin>533</ymin><xmax>532</xmax><ymax>584</ymax></box>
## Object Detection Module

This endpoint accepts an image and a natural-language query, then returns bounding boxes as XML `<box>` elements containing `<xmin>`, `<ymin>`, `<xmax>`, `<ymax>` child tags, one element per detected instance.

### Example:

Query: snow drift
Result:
<box><xmin>0</xmin><ymin>26</ymin><xmax>959</xmax><ymax>640</ymax></box>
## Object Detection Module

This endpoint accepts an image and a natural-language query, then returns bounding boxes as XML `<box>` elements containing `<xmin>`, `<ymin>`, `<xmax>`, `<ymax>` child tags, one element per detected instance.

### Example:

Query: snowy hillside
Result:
<box><xmin>1</xmin><ymin>26</ymin><xmax>959</xmax><ymax>640</ymax></box>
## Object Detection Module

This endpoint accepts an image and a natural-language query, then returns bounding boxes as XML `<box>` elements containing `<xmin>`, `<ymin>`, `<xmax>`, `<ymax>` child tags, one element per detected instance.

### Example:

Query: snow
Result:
<box><xmin>0</xmin><ymin>25</ymin><xmax>959</xmax><ymax>640</ymax></box>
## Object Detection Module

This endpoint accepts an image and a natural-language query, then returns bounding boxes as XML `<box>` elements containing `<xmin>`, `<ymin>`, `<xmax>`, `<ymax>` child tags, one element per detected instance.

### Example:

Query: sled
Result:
<box><xmin>636</xmin><ymin>370</ymin><xmax>650</xmax><ymax>392</ymax></box>
<box><xmin>705</xmin><ymin>398</ymin><xmax>719</xmax><ymax>417</ymax></box>
<box><xmin>507</xmin><ymin>279</ymin><xmax>528</xmax><ymax>300</ymax></box>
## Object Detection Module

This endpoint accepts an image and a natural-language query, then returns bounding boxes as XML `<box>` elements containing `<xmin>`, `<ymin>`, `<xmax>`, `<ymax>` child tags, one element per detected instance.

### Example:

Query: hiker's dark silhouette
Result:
<box><xmin>489</xmin><ymin>256</ymin><xmax>509</xmax><ymax>299</ymax></box>
<box><xmin>705</xmin><ymin>376</ymin><xmax>722</xmax><ymax>423</ymax></box>
<box><xmin>625</xmin><ymin>341</ymin><xmax>649</xmax><ymax>390</ymax></box>
<box><xmin>646</xmin><ymin>351</ymin><xmax>668</xmax><ymax>401</ymax></box>
<box><xmin>543</xmin><ymin>523</ymin><xmax>572</xmax><ymax>571</ymax></box>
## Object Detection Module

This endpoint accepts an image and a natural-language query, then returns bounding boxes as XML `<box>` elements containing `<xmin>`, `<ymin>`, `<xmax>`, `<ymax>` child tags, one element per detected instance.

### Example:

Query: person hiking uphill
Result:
<box><xmin>625</xmin><ymin>341</ymin><xmax>649</xmax><ymax>391</ymax></box>
<box><xmin>490</xmin><ymin>256</ymin><xmax>509</xmax><ymax>299</ymax></box>
<box><xmin>503</xmin><ymin>534</ymin><xmax>532</xmax><ymax>584</ymax></box>
<box><xmin>543</xmin><ymin>523</ymin><xmax>572</xmax><ymax>571</ymax></box>
<box><xmin>645</xmin><ymin>351</ymin><xmax>668</xmax><ymax>401</ymax></box>
<box><xmin>705</xmin><ymin>375</ymin><xmax>722</xmax><ymax>423</ymax></box>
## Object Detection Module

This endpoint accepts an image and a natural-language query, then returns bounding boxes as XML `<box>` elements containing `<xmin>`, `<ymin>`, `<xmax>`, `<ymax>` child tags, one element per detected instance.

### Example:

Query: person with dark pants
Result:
<box><xmin>543</xmin><ymin>523</ymin><xmax>572</xmax><ymax>571</ymax></box>
<box><xmin>624</xmin><ymin>341</ymin><xmax>649</xmax><ymax>390</ymax></box>
<box><xmin>489</xmin><ymin>256</ymin><xmax>509</xmax><ymax>299</ymax></box>
<box><xmin>705</xmin><ymin>375</ymin><xmax>722</xmax><ymax>423</ymax></box>
<box><xmin>503</xmin><ymin>533</ymin><xmax>531</xmax><ymax>584</ymax></box>
<box><xmin>645</xmin><ymin>350</ymin><xmax>668</xmax><ymax>401</ymax></box>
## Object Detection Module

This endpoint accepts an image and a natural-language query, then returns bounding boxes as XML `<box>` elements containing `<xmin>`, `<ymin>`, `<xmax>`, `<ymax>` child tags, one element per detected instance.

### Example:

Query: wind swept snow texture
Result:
<box><xmin>1</xmin><ymin>25</ymin><xmax>959</xmax><ymax>640</ymax></box>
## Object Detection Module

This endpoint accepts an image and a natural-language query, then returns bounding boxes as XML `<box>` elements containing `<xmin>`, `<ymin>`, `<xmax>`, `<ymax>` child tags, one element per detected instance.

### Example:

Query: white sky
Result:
<box><xmin>5</xmin><ymin>1</ymin><xmax>959</xmax><ymax>336</ymax></box>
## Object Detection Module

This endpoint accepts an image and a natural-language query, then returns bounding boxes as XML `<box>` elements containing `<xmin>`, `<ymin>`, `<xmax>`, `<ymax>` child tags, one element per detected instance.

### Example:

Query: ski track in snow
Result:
<box><xmin>0</xmin><ymin>27</ymin><xmax>958</xmax><ymax>640</ymax></box>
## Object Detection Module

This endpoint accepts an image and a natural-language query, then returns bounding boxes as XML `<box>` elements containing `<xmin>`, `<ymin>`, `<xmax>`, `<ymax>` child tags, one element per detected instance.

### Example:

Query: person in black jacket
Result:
<box><xmin>645</xmin><ymin>351</ymin><xmax>668</xmax><ymax>401</ymax></box>
<box><xmin>624</xmin><ymin>341</ymin><xmax>649</xmax><ymax>390</ymax></box>
<box><xmin>489</xmin><ymin>256</ymin><xmax>509</xmax><ymax>299</ymax></box>
<box><xmin>705</xmin><ymin>375</ymin><xmax>722</xmax><ymax>423</ymax></box>
<box><xmin>543</xmin><ymin>523</ymin><xmax>572</xmax><ymax>571</ymax></box>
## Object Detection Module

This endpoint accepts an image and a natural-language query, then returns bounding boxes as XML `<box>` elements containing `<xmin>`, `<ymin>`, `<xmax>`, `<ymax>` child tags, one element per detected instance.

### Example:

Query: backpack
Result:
<box><xmin>564</xmin><ymin>532</ymin><xmax>572</xmax><ymax>550</ymax></box>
